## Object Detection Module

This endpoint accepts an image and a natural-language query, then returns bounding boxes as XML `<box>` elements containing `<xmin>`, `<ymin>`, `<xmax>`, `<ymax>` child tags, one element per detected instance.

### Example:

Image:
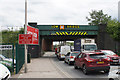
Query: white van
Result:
<box><xmin>58</xmin><ymin>46</ymin><xmax>71</xmax><ymax>60</ymax></box>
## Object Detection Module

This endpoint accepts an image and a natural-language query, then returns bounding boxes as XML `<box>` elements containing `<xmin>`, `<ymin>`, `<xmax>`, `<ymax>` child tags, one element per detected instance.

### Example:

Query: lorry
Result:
<box><xmin>74</xmin><ymin>38</ymin><xmax>97</xmax><ymax>52</ymax></box>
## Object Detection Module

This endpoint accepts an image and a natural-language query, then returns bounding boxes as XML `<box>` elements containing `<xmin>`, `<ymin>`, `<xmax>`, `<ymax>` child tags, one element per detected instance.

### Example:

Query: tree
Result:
<box><xmin>107</xmin><ymin>19</ymin><xmax>120</xmax><ymax>41</ymax></box>
<box><xmin>86</xmin><ymin>10</ymin><xmax>111</xmax><ymax>25</ymax></box>
<box><xmin>66</xmin><ymin>42</ymin><xmax>74</xmax><ymax>46</ymax></box>
<box><xmin>1</xmin><ymin>28</ymin><xmax>24</xmax><ymax>44</ymax></box>
<box><xmin>107</xmin><ymin>19</ymin><xmax>120</xmax><ymax>54</ymax></box>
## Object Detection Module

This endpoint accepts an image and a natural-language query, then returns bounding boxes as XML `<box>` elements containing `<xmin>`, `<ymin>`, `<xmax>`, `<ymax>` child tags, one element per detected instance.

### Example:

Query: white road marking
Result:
<box><xmin>50</xmin><ymin>57</ymin><xmax>73</xmax><ymax>79</ymax></box>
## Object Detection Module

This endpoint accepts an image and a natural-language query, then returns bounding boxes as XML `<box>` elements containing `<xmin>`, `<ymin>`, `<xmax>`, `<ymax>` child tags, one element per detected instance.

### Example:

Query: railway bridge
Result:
<box><xmin>28</xmin><ymin>23</ymin><xmax>118</xmax><ymax>57</ymax></box>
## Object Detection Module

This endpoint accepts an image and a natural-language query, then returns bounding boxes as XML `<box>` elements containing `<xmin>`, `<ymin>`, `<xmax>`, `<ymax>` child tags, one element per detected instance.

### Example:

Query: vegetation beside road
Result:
<box><xmin>107</xmin><ymin>19</ymin><xmax>120</xmax><ymax>41</ymax></box>
<box><xmin>0</xmin><ymin>28</ymin><xmax>24</xmax><ymax>44</ymax></box>
<box><xmin>86</xmin><ymin>10</ymin><xmax>120</xmax><ymax>55</ymax></box>
<box><xmin>86</xmin><ymin>10</ymin><xmax>120</xmax><ymax>42</ymax></box>
<box><xmin>86</xmin><ymin>10</ymin><xmax>111</xmax><ymax>25</ymax></box>
<box><xmin>107</xmin><ymin>19</ymin><xmax>120</xmax><ymax>55</ymax></box>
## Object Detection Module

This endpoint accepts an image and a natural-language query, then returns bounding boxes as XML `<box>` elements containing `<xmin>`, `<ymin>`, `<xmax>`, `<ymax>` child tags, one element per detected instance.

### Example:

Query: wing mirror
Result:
<box><xmin>81</xmin><ymin>49</ymin><xmax>84</xmax><ymax>52</ymax></box>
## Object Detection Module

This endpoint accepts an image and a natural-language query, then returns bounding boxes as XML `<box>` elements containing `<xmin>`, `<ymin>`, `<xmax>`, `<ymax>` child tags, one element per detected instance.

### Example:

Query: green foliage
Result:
<box><xmin>107</xmin><ymin>19</ymin><xmax>120</xmax><ymax>41</ymax></box>
<box><xmin>19</xmin><ymin>28</ymin><xmax>24</xmax><ymax>34</ymax></box>
<box><xmin>86</xmin><ymin>10</ymin><xmax>111</xmax><ymax>25</ymax></box>
<box><xmin>1</xmin><ymin>28</ymin><xmax>24</xmax><ymax>44</ymax></box>
<box><xmin>0</xmin><ymin>31</ymin><xmax>2</xmax><ymax>43</ymax></box>
<box><xmin>66</xmin><ymin>42</ymin><xmax>74</xmax><ymax>46</ymax></box>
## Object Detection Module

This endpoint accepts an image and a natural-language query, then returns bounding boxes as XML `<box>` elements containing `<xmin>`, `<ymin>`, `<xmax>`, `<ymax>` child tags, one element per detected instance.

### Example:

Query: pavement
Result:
<box><xmin>11</xmin><ymin>52</ymin><xmax>68</xmax><ymax>78</ymax></box>
<box><xmin>11</xmin><ymin>52</ymin><xmax>120</xmax><ymax>79</ymax></box>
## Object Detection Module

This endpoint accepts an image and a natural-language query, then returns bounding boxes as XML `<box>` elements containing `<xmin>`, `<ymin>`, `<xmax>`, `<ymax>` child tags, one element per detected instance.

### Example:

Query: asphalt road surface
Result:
<box><xmin>46</xmin><ymin>52</ymin><xmax>119</xmax><ymax>79</ymax></box>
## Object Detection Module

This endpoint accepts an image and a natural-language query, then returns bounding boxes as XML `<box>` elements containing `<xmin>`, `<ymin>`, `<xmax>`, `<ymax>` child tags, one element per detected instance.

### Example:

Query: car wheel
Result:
<box><xmin>109</xmin><ymin>78</ymin><xmax>114</xmax><ymax>80</ymax></box>
<box><xmin>104</xmin><ymin>69</ymin><xmax>110</xmax><ymax>73</ymax></box>
<box><xmin>82</xmin><ymin>65</ymin><xmax>88</xmax><ymax>75</ymax></box>
<box><xmin>68</xmin><ymin>61</ymin><xmax>71</xmax><ymax>65</ymax></box>
<box><xmin>59</xmin><ymin>58</ymin><xmax>61</xmax><ymax>61</ymax></box>
<box><xmin>57</xmin><ymin>56</ymin><xmax>59</xmax><ymax>59</ymax></box>
<box><xmin>58</xmin><ymin>57</ymin><xmax>61</xmax><ymax>61</ymax></box>
<box><xmin>74</xmin><ymin>63</ymin><xmax>78</xmax><ymax>69</ymax></box>
<box><xmin>64</xmin><ymin>60</ymin><xmax>67</xmax><ymax>63</ymax></box>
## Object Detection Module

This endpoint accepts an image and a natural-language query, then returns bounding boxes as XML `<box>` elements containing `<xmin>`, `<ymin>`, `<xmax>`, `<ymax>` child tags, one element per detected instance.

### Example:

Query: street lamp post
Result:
<box><xmin>24</xmin><ymin>0</ymin><xmax>27</xmax><ymax>73</ymax></box>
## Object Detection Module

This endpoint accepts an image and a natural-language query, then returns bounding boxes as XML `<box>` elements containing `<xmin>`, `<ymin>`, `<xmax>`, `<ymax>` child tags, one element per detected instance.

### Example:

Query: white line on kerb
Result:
<box><xmin>50</xmin><ymin>57</ymin><xmax>73</xmax><ymax>79</ymax></box>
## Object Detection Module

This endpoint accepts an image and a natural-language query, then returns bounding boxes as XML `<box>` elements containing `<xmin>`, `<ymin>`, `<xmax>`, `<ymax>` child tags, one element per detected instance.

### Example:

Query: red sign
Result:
<box><xmin>27</xmin><ymin>25</ymin><xmax>39</xmax><ymax>45</ymax></box>
<box><xmin>19</xmin><ymin>34</ymin><xmax>33</xmax><ymax>44</ymax></box>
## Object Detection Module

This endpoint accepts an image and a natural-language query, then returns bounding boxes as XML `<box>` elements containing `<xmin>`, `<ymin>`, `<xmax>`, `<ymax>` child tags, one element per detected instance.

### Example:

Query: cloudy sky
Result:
<box><xmin>0</xmin><ymin>0</ymin><xmax>119</xmax><ymax>30</ymax></box>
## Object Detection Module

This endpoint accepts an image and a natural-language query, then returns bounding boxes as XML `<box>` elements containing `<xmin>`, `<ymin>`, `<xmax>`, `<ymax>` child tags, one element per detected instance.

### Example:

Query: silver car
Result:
<box><xmin>108</xmin><ymin>70</ymin><xmax>120</xmax><ymax>80</ymax></box>
<box><xmin>64</xmin><ymin>51</ymin><xmax>80</xmax><ymax>65</ymax></box>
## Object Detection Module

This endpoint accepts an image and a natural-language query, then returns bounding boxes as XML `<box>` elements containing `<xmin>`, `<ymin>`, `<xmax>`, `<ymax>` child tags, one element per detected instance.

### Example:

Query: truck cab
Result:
<box><xmin>81</xmin><ymin>43</ymin><xmax>97</xmax><ymax>52</ymax></box>
<box><xmin>74</xmin><ymin>38</ymin><xmax>97</xmax><ymax>52</ymax></box>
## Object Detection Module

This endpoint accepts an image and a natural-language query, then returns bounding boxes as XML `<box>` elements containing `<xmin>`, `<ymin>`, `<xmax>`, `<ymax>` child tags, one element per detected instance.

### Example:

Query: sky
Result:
<box><xmin>0</xmin><ymin>0</ymin><xmax>119</xmax><ymax>30</ymax></box>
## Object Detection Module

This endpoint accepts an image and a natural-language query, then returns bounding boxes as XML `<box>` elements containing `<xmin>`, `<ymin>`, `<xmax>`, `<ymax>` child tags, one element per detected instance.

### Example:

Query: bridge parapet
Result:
<box><xmin>37</xmin><ymin>25</ymin><xmax>98</xmax><ymax>31</ymax></box>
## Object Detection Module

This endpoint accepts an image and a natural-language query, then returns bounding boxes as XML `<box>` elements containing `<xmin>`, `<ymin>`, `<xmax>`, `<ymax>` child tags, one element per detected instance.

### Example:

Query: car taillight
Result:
<box><xmin>86</xmin><ymin>59</ymin><xmax>93</xmax><ymax>62</ymax></box>
<box><xmin>87</xmin><ymin>60</ymin><xmax>93</xmax><ymax>62</ymax></box>
<box><xmin>70</xmin><ymin>56</ymin><xmax>74</xmax><ymax>58</ymax></box>
<box><xmin>59</xmin><ymin>54</ymin><xmax>61</xmax><ymax>56</ymax></box>
<box><xmin>105</xmin><ymin>57</ymin><xmax>110</xmax><ymax>61</ymax></box>
<box><xmin>108</xmin><ymin>57</ymin><xmax>110</xmax><ymax>61</ymax></box>
<box><xmin>75</xmin><ymin>58</ymin><xmax>76</xmax><ymax>60</ymax></box>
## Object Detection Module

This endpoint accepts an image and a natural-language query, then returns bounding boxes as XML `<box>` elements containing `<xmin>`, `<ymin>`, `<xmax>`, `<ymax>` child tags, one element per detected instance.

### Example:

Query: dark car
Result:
<box><xmin>74</xmin><ymin>52</ymin><xmax>110</xmax><ymax>75</ymax></box>
<box><xmin>100</xmin><ymin>50</ymin><xmax>120</xmax><ymax>65</ymax></box>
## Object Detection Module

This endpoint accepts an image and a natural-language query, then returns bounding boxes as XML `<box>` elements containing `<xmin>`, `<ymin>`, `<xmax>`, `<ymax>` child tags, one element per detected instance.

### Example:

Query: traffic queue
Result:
<box><xmin>55</xmin><ymin>39</ymin><xmax>120</xmax><ymax>75</ymax></box>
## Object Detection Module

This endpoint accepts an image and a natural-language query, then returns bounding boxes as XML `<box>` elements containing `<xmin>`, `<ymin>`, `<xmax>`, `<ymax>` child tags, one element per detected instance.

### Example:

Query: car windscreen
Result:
<box><xmin>84</xmin><ymin>45</ymin><xmax>97</xmax><ymax>51</ymax></box>
<box><xmin>102</xmin><ymin>51</ymin><xmax>116</xmax><ymax>55</ymax></box>
<box><xmin>71</xmin><ymin>53</ymin><xmax>79</xmax><ymax>56</ymax></box>
<box><xmin>89</xmin><ymin>54</ymin><xmax>106</xmax><ymax>59</ymax></box>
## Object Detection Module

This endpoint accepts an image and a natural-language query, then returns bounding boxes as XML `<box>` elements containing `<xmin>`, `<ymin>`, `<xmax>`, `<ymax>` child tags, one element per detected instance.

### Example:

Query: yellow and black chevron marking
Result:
<box><xmin>51</xmin><ymin>32</ymin><xmax>88</xmax><ymax>35</ymax></box>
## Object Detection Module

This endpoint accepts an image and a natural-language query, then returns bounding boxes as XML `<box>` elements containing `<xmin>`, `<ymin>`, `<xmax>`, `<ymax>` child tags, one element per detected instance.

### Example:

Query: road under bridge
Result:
<box><xmin>28</xmin><ymin>23</ymin><xmax>119</xmax><ymax>58</ymax></box>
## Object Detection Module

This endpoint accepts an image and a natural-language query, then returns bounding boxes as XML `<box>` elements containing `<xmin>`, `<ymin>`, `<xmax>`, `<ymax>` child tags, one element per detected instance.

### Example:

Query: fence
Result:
<box><xmin>0</xmin><ymin>43</ymin><xmax>25</xmax><ymax>74</ymax></box>
<box><xmin>0</xmin><ymin>43</ymin><xmax>14</xmax><ymax>73</ymax></box>
<box><xmin>15</xmin><ymin>44</ymin><xmax>25</xmax><ymax>74</ymax></box>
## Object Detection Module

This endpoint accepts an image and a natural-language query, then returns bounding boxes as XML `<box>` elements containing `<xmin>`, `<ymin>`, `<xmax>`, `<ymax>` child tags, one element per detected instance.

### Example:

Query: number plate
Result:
<box><xmin>113</xmin><ymin>60</ymin><xmax>119</xmax><ymax>62</ymax></box>
<box><xmin>61</xmin><ymin>54</ymin><xmax>64</xmax><ymax>56</ymax></box>
<box><xmin>97</xmin><ymin>62</ymin><xmax>104</xmax><ymax>64</ymax></box>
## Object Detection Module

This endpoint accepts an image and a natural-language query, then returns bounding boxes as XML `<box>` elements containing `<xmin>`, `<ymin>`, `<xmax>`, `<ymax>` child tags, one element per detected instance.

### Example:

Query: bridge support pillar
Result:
<box><xmin>97</xmin><ymin>24</ymin><xmax>120</xmax><ymax>53</ymax></box>
<box><xmin>39</xmin><ymin>36</ymin><xmax>43</xmax><ymax>57</ymax></box>
<box><xmin>42</xmin><ymin>39</ymin><xmax>53</xmax><ymax>51</ymax></box>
